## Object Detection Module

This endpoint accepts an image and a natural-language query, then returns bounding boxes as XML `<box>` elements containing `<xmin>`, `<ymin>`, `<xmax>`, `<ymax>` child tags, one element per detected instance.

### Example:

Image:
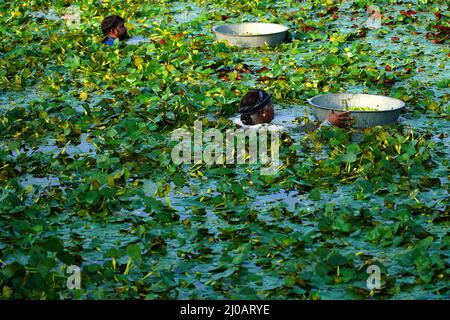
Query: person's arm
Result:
<box><xmin>304</xmin><ymin>111</ymin><xmax>354</xmax><ymax>132</ymax></box>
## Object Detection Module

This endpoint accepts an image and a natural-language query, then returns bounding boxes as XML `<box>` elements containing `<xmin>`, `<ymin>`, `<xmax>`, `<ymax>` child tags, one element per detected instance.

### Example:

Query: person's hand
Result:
<box><xmin>327</xmin><ymin>110</ymin><xmax>353</xmax><ymax>127</ymax></box>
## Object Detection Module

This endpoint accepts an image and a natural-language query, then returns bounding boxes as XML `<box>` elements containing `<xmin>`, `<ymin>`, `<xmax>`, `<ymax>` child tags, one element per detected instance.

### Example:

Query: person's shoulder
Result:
<box><xmin>231</xmin><ymin>116</ymin><xmax>259</xmax><ymax>129</ymax></box>
<box><xmin>231</xmin><ymin>116</ymin><xmax>245</xmax><ymax>128</ymax></box>
<box><xmin>263</xmin><ymin>123</ymin><xmax>284</xmax><ymax>132</ymax></box>
<box><xmin>231</xmin><ymin>116</ymin><xmax>284</xmax><ymax>131</ymax></box>
<box><xmin>103</xmin><ymin>37</ymin><xmax>115</xmax><ymax>46</ymax></box>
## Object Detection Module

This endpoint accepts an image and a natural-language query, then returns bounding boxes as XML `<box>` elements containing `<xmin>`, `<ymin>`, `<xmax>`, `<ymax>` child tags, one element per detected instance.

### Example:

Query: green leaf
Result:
<box><xmin>56</xmin><ymin>251</ymin><xmax>75</xmax><ymax>265</ymax></box>
<box><xmin>143</xmin><ymin>179</ymin><xmax>158</xmax><ymax>197</ymax></box>
<box><xmin>104</xmin><ymin>247</ymin><xmax>123</xmax><ymax>258</ymax></box>
<box><xmin>64</xmin><ymin>55</ymin><xmax>80</xmax><ymax>69</ymax></box>
<box><xmin>126</xmin><ymin>244</ymin><xmax>142</xmax><ymax>263</ymax></box>
<box><xmin>42</xmin><ymin>238</ymin><xmax>64</xmax><ymax>253</ymax></box>
<box><xmin>308</xmin><ymin>188</ymin><xmax>321</xmax><ymax>201</ymax></box>
<box><xmin>327</xmin><ymin>253</ymin><xmax>348</xmax><ymax>266</ymax></box>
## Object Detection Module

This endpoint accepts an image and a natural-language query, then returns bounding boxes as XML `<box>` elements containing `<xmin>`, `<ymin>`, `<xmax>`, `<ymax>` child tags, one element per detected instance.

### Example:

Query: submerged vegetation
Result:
<box><xmin>0</xmin><ymin>0</ymin><xmax>449</xmax><ymax>299</ymax></box>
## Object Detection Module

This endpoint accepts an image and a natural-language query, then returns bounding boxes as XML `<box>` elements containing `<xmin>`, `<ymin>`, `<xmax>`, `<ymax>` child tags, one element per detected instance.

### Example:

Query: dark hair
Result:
<box><xmin>101</xmin><ymin>15</ymin><xmax>124</xmax><ymax>35</ymax></box>
<box><xmin>240</xmin><ymin>89</ymin><xmax>270</xmax><ymax>125</ymax></box>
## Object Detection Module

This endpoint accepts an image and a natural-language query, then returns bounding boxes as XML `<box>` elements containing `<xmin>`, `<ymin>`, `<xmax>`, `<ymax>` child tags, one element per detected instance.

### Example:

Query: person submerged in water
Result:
<box><xmin>235</xmin><ymin>89</ymin><xmax>353</xmax><ymax>129</ymax></box>
<box><xmin>101</xmin><ymin>15</ymin><xmax>129</xmax><ymax>46</ymax></box>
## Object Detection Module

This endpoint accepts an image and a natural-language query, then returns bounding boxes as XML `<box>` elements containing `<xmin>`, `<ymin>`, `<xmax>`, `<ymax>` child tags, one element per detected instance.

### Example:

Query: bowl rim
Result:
<box><xmin>307</xmin><ymin>93</ymin><xmax>406</xmax><ymax>113</ymax></box>
<box><xmin>212</xmin><ymin>22</ymin><xmax>289</xmax><ymax>37</ymax></box>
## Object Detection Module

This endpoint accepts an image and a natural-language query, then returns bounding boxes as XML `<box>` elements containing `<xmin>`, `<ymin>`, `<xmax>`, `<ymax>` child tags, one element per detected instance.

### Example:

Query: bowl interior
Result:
<box><xmin>309</xmin><ymin>94</ymin><xmax>405</xmax><ymax>111</ymax></box>
<box><xmin>213</xmin><ymin>23</ymin><xmax>288</xmax><ymax>36</ymax></box>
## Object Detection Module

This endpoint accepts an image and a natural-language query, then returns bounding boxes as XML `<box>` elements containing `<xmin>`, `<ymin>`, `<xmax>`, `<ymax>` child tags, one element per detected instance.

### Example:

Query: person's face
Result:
<box><xmin>260</xmin><ymin>103</ymin><xmax>275</xmax><ymax>123</ymax></box>
<box><xmin>110</xmin><ymin>22</ymin><xmax>128</xmax><ymax>39</ymax></box>
<box><xmin>117</xmin><ymin>22</ymin><xmax>128</xmax><ymax>39</ymax></box>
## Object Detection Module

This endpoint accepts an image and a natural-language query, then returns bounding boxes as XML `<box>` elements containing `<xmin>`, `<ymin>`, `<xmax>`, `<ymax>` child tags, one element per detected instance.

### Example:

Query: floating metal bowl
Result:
<box><xmin>307</xmin><ymin>93</ymin><xmax>406</xmax><ymax>128</ymax></box>
<box><xmin>212</xmin><ymin>23</ymin><xmax>288</xmax><ymax>48</ymax></box>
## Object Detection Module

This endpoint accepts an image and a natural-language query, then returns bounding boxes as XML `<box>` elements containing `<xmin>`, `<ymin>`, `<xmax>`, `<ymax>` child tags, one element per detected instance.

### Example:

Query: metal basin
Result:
<box><xmin>212</xmin><ymin>23</ymin><xmax>288</xmax><ymax>48</ymax></box>
<box><xmin>307</xmin><ymin>93</ymin><xmax>405</xmax><ymax>128</ymax></box>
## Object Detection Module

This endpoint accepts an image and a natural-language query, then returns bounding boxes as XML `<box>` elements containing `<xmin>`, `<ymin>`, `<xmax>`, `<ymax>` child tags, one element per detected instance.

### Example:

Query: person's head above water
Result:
<box><xmin>240</xmin><ymin>89</ymin><xmax>275</xmax><ymax>125</ymax></box>
<box><xmin>101</xmin><ymin>15</ymin><xmax>129</xmax><ymax>41</ymax></box>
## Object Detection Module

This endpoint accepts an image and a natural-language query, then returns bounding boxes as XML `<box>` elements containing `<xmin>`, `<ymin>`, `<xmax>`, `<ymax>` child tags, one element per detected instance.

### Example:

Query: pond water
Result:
<box><xmin>0</xmin><ymin>86</ymin><xmax>50</xmax><ymax>113</ymax></box>
<box><xmin>9</xmin><ymin>133</ymin><xmax>97</xmax><ymax>160</ymax></box>
<box><xmin>29</xmin><ymin>10</ymin><xmax>62</xmax><ymax>21</ymax></box>
<box><xmin>171</xmin><ymin>2</ymin><xmax>204</xmax><ymax>23</ymax></box>
<box><xmin>18</xmin><ymin>174</ymin><xmax>60</xmax><ymax>188</ymax></box>
<box><xmin>126</xmin><ymin>36</ymin><xmax>151</xmax><ymax>45</ymax></box>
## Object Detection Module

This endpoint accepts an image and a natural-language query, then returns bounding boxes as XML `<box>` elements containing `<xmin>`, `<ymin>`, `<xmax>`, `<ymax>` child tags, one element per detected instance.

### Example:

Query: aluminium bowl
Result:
<box><xmin>307</xmin><ymin>93</ymin><xmax>406</xmax><ymax>128</ymax></box>
<box><xmin>212</xmin><ymin>23</ymin><xmax>288</xmax><ymax>48</ymax></box>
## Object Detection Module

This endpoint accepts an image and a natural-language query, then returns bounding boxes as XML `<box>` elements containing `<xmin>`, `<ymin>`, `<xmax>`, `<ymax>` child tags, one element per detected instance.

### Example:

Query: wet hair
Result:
<box><xmin>240</xmin><ymin>89</ymin><xmax>271</xmax><ymax>125</ymax></box>
<box><xmin>101</xmin><ymin>15</ymin><xmax>125</xmax><ymax>36</ymax></box>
